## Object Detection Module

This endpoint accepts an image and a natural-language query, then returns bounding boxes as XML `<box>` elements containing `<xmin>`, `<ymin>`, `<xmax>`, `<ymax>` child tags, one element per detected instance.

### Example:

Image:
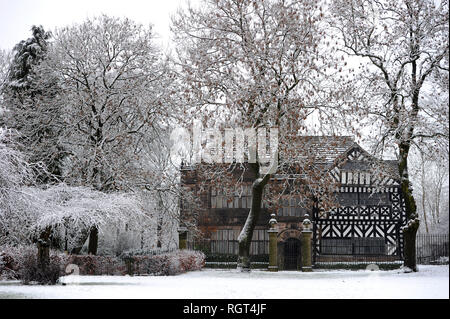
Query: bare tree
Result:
<box><xmin>330</xmin><ymin>0</ymin><xmax>449</xmax><ymax>270</ymax></box>
<box><xmin>172</xmin><ymin>0</ymin><xmax>341</xmax><ymax>270</ymax></box>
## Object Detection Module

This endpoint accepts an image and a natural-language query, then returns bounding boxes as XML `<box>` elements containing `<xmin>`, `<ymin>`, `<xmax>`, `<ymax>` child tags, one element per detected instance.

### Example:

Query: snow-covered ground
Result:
<box><xmin>0</xmin><ymin>265</ymin><xmax>448</xmax><ymax>299</ymax></box>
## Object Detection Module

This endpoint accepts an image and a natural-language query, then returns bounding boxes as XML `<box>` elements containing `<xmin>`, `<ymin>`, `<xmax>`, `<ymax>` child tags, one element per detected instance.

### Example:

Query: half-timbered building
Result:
<box><xmin>180</xmin><ymin>136</ymin><xmax>407</xmax><ymax>270</ymax></box>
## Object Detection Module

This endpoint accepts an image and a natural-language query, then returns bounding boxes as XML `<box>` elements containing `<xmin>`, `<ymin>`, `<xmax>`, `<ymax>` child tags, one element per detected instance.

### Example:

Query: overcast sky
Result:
<box><xmin>0</xmin><ymin>0</ymin><xmax>194</xmax><ymax>51</ymax></box>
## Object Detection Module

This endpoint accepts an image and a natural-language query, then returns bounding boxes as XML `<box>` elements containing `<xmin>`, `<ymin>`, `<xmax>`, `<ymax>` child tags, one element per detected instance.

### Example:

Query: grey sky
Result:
<box><xmin>0</xmin><ymin>0</ymin><xmax>192</xmax><ymax>50</ymax></box>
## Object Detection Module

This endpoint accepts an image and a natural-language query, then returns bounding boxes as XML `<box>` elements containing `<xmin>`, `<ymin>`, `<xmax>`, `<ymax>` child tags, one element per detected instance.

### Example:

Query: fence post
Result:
<box><xmin>125</xmin><ymin>257</ymin><xmax>134</xmax><ymax>276</ymax></box>
<box><xmin>268</xmin><ymin>214</ymin><xmax>278</xmax><ymax>272</ymax></box>
<box><xmin>178</xmin><ymin>227</ymin><xmax>188</xmax><ymax>250</ymax></box>
<box><xmin>301</xmin><ymin>214</ymin><xmax>313</xmax><ymax>272</ymax></box>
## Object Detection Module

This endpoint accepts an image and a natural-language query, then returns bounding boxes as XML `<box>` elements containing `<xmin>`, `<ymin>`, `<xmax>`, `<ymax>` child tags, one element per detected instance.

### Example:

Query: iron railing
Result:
<box><xmin>416</xmin><ymin>233</ymin><xmax>449</xmax><ymax>265</ymax></box>
<box><xmin>186</xmin><ymin>233</ymin><xmax>449</xmax><ymax>267</ymax></box>
<box><xmin>187</xmin><ymin>239</ymin><xmax>269</xmax><ymax>255</ymax></box>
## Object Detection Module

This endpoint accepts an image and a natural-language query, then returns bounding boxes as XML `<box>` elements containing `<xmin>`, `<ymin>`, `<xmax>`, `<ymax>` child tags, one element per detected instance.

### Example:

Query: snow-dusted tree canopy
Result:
<box><xmin>35</xmin><ymin>15</ymin><xmax>175</xmax><ymax>191</ymax></box>
<box><xmin>172</xmin><ymin>0</ymin><xmax>334</xmax><ymax>130</ymax></box>
<box><xmin>1</xmin><ymin>25</ymin><xmax>64</xmax><ymax>183</ymax></box>
<box><xmin>330</xmin><ymin>0</ymin><xmax>449</xmax><ymax>156</ymax></box>
<box><xmin>0</xmin><ymin>16</ymin><xmax>183</xmax><ymax>253</ymax></box>
<box><xmin>7</xmin><ymin>25</ymin><xmax>51</xmax><ymax>92</ymax></box>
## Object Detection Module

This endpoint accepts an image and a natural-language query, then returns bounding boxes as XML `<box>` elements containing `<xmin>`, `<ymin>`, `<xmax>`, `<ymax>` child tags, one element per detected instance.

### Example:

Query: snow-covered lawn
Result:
<box><xmin>0</xmin><ymin>265</ymin><xmax>448</xmax><ymax>299</ymax></box>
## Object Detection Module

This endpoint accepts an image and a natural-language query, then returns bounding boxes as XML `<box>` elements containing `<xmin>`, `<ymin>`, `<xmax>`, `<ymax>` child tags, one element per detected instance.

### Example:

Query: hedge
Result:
<box><xmin>0</xmin><ymin>245</ymin><xmax>205</xmax><ymax>283</ymax></box>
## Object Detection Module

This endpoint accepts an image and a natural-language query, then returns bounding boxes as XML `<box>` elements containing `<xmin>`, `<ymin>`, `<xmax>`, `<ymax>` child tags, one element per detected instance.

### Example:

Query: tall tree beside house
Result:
<box><xmin>330</xmin><ymin>0</ymin><xmax>449</xmax><ymax>271</ymax></box>
<box><xmin>172</xmin><ymin>0</ymin><xmax>342</xmax><ymax>271</ymax></box>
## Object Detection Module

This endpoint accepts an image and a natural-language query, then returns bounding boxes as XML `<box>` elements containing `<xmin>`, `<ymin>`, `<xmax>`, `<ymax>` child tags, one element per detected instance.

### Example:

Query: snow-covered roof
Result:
<box><xmin>283</xmin><ymin>135</ymin><xmax>356</xmax><ymax>166</ymax></box>
<box><xmin>280</xmin><ymin>135</ymin><xmax>399</xmax><ymax>179</ymax></box>
<box><xmin>181</xmin><ymin>135</ymin><xmax>399</xmax><ymax>179</ymax></box>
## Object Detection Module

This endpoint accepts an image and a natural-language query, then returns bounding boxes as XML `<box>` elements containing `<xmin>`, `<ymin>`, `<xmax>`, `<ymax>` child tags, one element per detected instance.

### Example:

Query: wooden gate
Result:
<box><xmin>284</xmin><ymin>238</ymin><xmax>301</xmax><ymax>270</ymax></box>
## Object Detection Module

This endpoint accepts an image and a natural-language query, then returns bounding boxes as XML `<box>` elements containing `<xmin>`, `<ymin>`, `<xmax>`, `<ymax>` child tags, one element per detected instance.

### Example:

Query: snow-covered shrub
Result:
<box><xmin>0</xmin><ymin>244</ymin><xmax>69</xmax><ymax>282</ymax></box>
<box><xmin>121</xmin><ymin>250</ymin><xmax>205</xmax><ymax>276</ymax></box>
<box><xmin>65</xmin><ymin>255</ymin><xmax>125</xmax><ymax>276</ymax></box>
<box><xmin>438</xmin><ymin>256</ymin><xmax>449</xmax><ymax>264</ymax></box>
<box><xmin>120</xmin><ymin>247</ymin><xmax>176</xmax><ymax>257</ymax></box>
<box><xmin>1</xmin><ymin>245</ymin><xmax>205</xmax><ymax>280</ymax></box>
<box><xmin>0</xmin><ymin>245</ymin><xmax>35</xmax><ymax>280</ymax></box>
<box><xmin>174</xmin><ymin>250</ymin><xmax>206</xmax><ymax>273</ymax></box>
<box><xmin>63</xmin><ymin>250</ymin><xmax>204</xmax><ymax>276</ymax></box>
<box><xmin>128</xmin><ymin>255</ymin><xmax>166</xmax><ymax>275</ymax></box>
<box><xmin>0</xmin><ymin>244</ymin><xmax>68</xmax><ymax>284</ymax></box>
<box><xmin>20</xmin><ymin>251</ymin><xmax>62</xmax><ymax>285</ymax></box>
<box><xmin>0</xmin><ymin>251</ymin><xmax>17</xmax><ymax>280</ymax></box>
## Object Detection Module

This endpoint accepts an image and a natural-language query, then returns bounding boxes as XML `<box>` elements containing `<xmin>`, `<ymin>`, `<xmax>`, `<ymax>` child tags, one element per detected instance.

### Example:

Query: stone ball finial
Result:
<box><xmin>302</xmin><ymin>213</ymin><xmax>312</xmax><ymax>230</ymax></box>
<box><xmin>178</xmin><ymin>226</ymin><xmax>188</xmax><ymax>233</ymax></box>
<box><xmin>269</xmin><ymin>213</ymin><xmax>278</xmax><ymax>228</ymax></box>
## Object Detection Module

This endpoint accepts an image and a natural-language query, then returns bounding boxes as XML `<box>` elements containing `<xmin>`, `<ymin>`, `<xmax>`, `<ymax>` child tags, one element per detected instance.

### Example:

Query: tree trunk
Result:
<box><xmin>399</xmin><ymin>143</ymin><xmax>419</xmax><ymax>271</ymax></box>
<box><xmin>237</xmin><ymin>164</ymin><xmax>271</xmax><ymax>272</ymax></box>
<box><xmin>157</xmin><ymin>195</ymin><xmax>163</xmax><ymax>248</ymax></box>
<box><xmin>37</xmin><ymin>226</ymin><xmax>52</xmax><ymax>268</ymax></box>
<box><xmin>88</xmin><ymin>226</ymin><xmax>99</xmax><ymax>255</ymax></box>
<box><xmin>403</xmin><ymin>219</ymin><xmax>419</xmax><ymax>272</ymax></box>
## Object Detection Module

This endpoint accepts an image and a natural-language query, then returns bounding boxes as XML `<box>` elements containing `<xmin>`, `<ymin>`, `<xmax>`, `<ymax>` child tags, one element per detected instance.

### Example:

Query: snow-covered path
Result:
<box><xmin>0</xmin><ymin>265</ymin><xmax>448</xmax><ymax>299</ymax></box>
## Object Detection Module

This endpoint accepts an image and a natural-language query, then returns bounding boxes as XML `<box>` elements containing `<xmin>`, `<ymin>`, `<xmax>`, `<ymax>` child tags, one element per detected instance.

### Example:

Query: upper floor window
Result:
<box><xmin>277</xmin><ymin>196</ymin><xmax>308</xmax><ymax>217</ymax></box>
<box><xmin>211</xmin><ymin>185</ymin><xmax>252</xmax><ymax>209</ymax></box>
<box><xmin>337</xmin><ymin>191</ymin><xmax>391</xmax><ymax>206</ymax></box>
<box><xmin>359</xmin><ymin>192</ymin><xmax>390</xmax><ymax>206</ymax></box>
<box><xmin>341</xmin><ymin>171</ymin><xmax>371</xmax><ymax>185</ymax></box>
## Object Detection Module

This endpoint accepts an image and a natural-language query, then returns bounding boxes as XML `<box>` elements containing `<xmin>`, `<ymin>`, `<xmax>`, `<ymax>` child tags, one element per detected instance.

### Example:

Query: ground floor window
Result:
<box><xmin>206</xmin><ymin>229</ymin><xmax>268</xmax><ymax>254</ymax></box>
<box><xmin>320</xmin><ymin>237</ymin><xmax>387</xmax><ymax>255</ymax></box>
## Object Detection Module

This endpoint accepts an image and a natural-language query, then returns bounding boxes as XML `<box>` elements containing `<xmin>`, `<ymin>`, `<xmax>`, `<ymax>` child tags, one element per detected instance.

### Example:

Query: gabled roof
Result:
<box><xmin>181</xmin><ymin>134</ymin><xmax>399</xmax><ymax>180</ymax></box>
<box><xmin>290</xmin><ymin>135</ymin><xmax>356</xmax><ymax>165</ymax></box>
<box><xmin>282</xmin><ymin>135</ymin><xmax>399</xmax><ymax>179</ymax></box>
<box><xmin>281</xmin><ymin>135</ymin><xmax>356</xmax><ymax>169</ymax></box>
